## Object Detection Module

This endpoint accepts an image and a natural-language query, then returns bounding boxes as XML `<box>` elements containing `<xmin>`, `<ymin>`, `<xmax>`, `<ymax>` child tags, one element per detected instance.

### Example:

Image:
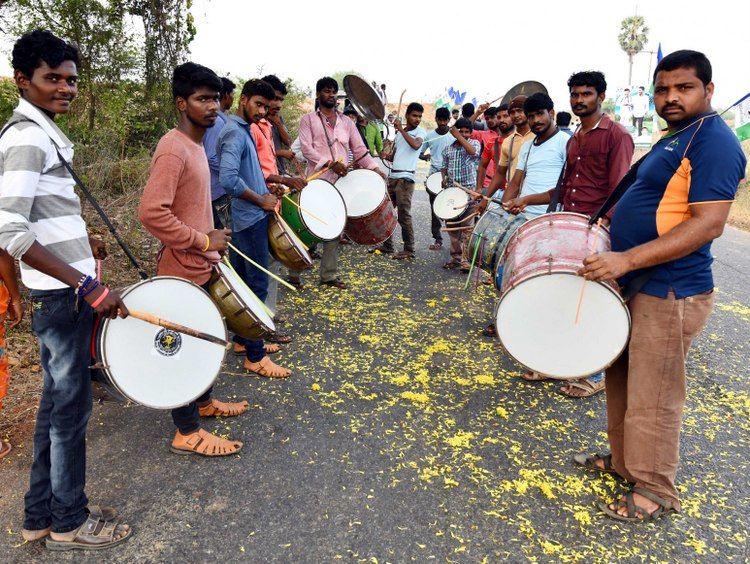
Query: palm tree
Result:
<box><xmin>618</xmin><ymin>15</ymin><xmax>649</xmax><ymax>85</ymax></box>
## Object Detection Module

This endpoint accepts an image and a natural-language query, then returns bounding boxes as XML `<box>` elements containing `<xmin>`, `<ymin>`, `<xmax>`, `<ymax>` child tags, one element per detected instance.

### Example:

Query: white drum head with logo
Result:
<box><xmin>100</xmin><ymin>277</ymin><xmax>226</xmax><ymax>409</ymax></box>
<box><xmin>217</xmin><ymin>261</ymin><xmax>275</xmax><ymax>333</ymax></box>
<box><xmin>335</xmin><ymin>169</ymin><xmax>386</xmax><ymax>218</ymax></box>
<box><xmin>496</xmin><ymin>273</ymin><xmax>630</xmax><ymax>379</ymax></box>
<box><xmin>433</xmin><ymin>187</ymin><xmax>470</xmax><ymax>220</ymax></box>
<box><xmin>425</xmin><ymin>172</ymin><xmax>443</xmax><ymax>195</ymax></box>
<box><xmin>301</xmin><ymin>180</ymin><xmax>348</xmax><ymax>240</ymax></box>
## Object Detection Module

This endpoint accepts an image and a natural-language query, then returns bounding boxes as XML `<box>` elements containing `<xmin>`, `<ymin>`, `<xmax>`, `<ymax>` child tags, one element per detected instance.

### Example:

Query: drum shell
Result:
<box><xmin>344</xmin><ymin>192</ymin><xmax>397</xmax><ymax>245</ymax></box>
<box><xmin>433</xmin><ymin>187</ymin><xmax>470</xmax><ymax>221</ymax></box>
<box><xmin>209</xmin><ymin>268</ymin><xmax>272</xmax><ymax>340</ymax></box>
<box><xmin>466</xmin><ymin>208</ymin><xmax>527</xmax><ymax>274</ymax></box>
<box><xmin>91</xmin><ymin>276</ymin><xmax>225</xmax><ymax>409</ymax></box>
<box><xmin>425</xmin><ymin>172</ymin><xmax>443</xmax><ymax>196</ymax></box>
<box><xmin>268</xmin><ymin>214</ymin><xmax>313</xmax><ymax>271</ymax></box>
<box><xmin>495</xmin><ymin>212</ymin><xmax>631</xmax><ymax>379</ymax></box>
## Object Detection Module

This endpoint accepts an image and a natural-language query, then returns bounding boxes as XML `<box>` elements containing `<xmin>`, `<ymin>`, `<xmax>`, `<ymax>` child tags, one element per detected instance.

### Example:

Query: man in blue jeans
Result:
<box><xmin>218</xmin><ymin>78</ymin><xmax>291</xmax><ymax>378</ymax></box>
<box><xmin>0</xmin><ymin>30</ymin><xmax>131</xmax><ymax>550</ymax></box>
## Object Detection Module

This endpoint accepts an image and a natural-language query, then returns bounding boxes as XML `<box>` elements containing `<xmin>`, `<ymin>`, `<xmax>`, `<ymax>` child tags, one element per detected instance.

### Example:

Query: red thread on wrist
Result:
<box><xmin>90</xmin><ymin>287</ymin><xmax>110</xmax><ymax>309</ymax></box>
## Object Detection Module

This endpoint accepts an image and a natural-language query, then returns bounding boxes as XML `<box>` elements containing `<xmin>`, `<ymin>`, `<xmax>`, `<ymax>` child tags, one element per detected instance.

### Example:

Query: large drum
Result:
<box><xmin>495</xmin><ymin>212</ymin><xmax>631</xmax><ymax>380</ymax></box>
<box><xmin>425</xmin><ymin>172</ymin><xmax>443</xmax><ymax>196</ymax></box>
<box><xmin>268</xmin><ymin>213</ymin><xmax>313</xmax><ymax>271</ymax></box>
<box><xmin>432</xmin><ymin>187</ymin><xmax>470</xmax><ymax>221</ymax></box>
<box><xmin>209</xmin><ymin>261</ymin><xmax>275</xmax><ymax>340</ymax></box>
<box><xmin>335</xmin><ymin>169</ymin><xmax>397</xmax><ymax>245</ymax></box>
<box><xmin>91</xmin><ymin>277</ymin><xmax>226</xmax><ymax>409</ymax></box>
<box><xmin>281</xmin><ymin>179</ymin><xmax>347</xmax><ymax>247</ymax></box>
<box><xmin>466</xmin><ymin>207</ymin><xmax>527</xmax><ymax>274</ymax></box>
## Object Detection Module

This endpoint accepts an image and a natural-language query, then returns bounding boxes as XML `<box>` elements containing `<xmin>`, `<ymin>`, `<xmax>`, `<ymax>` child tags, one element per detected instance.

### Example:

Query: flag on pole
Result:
<box><xmin>735</xmin><ymin>96</ymin><xmax>750</xmax><ymax>142</ymax></box>
<box><xmin>657</xmin><ymin>43</ymin><xmax>663</xmax><ymax>63</ymax></box>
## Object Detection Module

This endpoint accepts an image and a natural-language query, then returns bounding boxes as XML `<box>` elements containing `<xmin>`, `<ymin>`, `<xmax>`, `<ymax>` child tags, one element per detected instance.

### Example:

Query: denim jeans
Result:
<box><xmin>230</xmin><ymin>215</ymin><xmax>269</xmax><ymax>362</ymax></box>
<box><xmin>24</xmin><ymin>288</ymin><xmax>93</xmax><ymax>534</ymax></box>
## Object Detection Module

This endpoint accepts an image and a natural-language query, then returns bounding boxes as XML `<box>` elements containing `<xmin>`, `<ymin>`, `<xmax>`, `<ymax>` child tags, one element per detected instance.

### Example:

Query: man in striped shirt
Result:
<box><xmin>0</xmin><ymin>31</ymin><xmax>131</xmax><ymax>550</ymax></box>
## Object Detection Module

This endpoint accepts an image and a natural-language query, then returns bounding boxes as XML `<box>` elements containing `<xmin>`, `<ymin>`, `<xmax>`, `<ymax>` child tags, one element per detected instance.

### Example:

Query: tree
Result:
<box><xmin>618</xmin><ymin>15</ymin><xmax>649</xmax><ymax>86</ymax></box>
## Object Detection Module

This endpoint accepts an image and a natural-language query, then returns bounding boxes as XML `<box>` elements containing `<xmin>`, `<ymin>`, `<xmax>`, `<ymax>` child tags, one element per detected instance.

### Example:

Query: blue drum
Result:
<box><xmin>466</xmin><ymin>206</ymin><xmax>527</xmax><ymax>275</ymax></box>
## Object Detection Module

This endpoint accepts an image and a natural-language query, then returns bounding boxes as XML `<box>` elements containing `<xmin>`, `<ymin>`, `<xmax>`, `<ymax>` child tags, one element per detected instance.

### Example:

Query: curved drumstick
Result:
<box><xmin>396</xmin><ymin>89</ymin><xmax>406</xmax><ymax>119</ymax></box>
<box><xmin>282</xmin><ymin>194</ymin><xmax>329</xmax><ymax>225</ymax></box>
<box><xmin>128</xmin><ymin>310</ymin><xmax>231</xmax><ymax>350</ymax></box>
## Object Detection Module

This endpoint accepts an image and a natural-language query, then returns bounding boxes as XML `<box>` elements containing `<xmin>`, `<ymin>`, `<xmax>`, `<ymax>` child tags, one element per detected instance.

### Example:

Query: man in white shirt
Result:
<box><xmin>632</xmin><ymin>86</ymin><xmax>650</xmax><ymax>136</ymax></box>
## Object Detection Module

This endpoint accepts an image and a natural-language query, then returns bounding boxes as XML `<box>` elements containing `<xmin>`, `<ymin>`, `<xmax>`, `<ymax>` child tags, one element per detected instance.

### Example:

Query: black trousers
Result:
<box><xmin>427</xmin><ymin>191</ymin><xmax>443</xmax><ymax>243</ymax></box>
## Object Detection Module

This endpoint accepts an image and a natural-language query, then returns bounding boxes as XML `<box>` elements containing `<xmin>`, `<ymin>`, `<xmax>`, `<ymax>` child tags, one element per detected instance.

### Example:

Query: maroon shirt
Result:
<box><xmin>554</xmin><ymin>114</ymin><xmax>634</xmax><ymax>216</ymax></box>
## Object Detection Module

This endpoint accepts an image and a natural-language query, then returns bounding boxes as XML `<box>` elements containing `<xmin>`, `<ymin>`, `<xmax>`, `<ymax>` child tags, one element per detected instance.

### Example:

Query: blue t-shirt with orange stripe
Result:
<box><xmin>611</xmin><ymin>112</ymin><xmax>746</xmax><ymax>298</ymax></box>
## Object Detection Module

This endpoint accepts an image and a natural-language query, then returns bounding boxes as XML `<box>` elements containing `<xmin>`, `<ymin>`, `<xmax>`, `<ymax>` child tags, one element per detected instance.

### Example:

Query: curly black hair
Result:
<box><xmin>171</xmin><ymin>62</ymin><xmax>222</xmax><ymax>100</ymax></box>
<box><xmin>12</xmin><ymin>29</ymin><xmax>80</xmax><ymax>77</ymax></box>
<box><xmin>261</xmin><ymin>74</ymin><xmax>287</xmax><ymax>96</ymax></box>
<box><xmin>241</xmin><ymin>78</ymin><xmax>275</xmax><ymax>100</ymax></box>
<box><xmin>567</xmin><ymin>71</ymin><xmax>607</xmax><ymax>95</ymax></box>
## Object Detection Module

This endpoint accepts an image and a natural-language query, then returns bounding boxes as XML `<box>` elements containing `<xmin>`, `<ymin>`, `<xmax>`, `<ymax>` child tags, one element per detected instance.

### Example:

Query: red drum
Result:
<box><xmin>335</xmin><ymin>169</ymin><xmax>397</xmax><ymax>245</ymax></box>
<box><xmin>495</xmin><ymin>212</ymin><xmax>631</xmax><ymax>380</ymax></box>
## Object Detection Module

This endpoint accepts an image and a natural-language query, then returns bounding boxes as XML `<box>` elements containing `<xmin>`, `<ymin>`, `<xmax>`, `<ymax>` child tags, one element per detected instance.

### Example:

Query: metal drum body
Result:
<box><xmin>268</xmin><ymin>213</ymin><xmax>313</xmax><ymax>271</ymax></box>
<box><xmin>425</xmin><ymin>172</ymin><xmax>444</xmax><ymax>196</ymax></box>
<box><xmin>495</xmin><ymin>212</ymin><xmax>631</xmax><ymax>380</ymax></box>
<box><xmin>281</xmin><ymin>179</ymin><xmax>347</xmax><ymax>247</ymax></box>
<box><xmin>335</xmin><ymin>169</ymin><xmax>397</xmax><ymax>245</ymax></box>
<box><xmin>466</xmin><ymin>207</ymin><xmax>527</xmax><ymax>274</ymax></box>
<box><xmin>92</xmin><ymin>276</ymin><xmax>226</xmax><ymax>409</ymax></box>
<box><xmin>209</xmin><ymin>261</ymin><xmax>275</xmax><ymax>340</ymax></box>
<box><xmin>432</xmin><ymin>187</ymin><xmax>470</xmax><ymax>221</ymax></box>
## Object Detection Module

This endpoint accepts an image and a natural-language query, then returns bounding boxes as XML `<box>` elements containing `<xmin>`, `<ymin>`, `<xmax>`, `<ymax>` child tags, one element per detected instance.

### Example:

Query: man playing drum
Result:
<box><xmin>504</xmin><ymin>72</ymin><xmax>634</xmax><ymax>397</ymax></box>
<box><xmin>298</xmin><ymin>76</ymin><xmax>384</xmax><ymax>289</ymax></box>
<box><xmin>420</xmin><ymin>107</ymin><xmax>455</xmax><ymax>251</ymax></box>
<box><xmin>0</xmin><ymin>30</ymin><xmax>132</xmax><ymax>549</ymax></box>
<box><xmin>217</xmin><ymin>79</ymin><xmax>292</xmax><ymax>378</ymax></box>
<box><xmin>578</xmin><ymin>50</ymin><xmax>746</xmax><ymax>522</ymax></box>
<box><xmin>139</xmin><ymin>63</ymin><xmax>248</xmax><ymax>456</ymax></box>
<box><xmin>371</xmin><ymin>102</ymin><xmax>426</xmax><ymax>260</ymax></box>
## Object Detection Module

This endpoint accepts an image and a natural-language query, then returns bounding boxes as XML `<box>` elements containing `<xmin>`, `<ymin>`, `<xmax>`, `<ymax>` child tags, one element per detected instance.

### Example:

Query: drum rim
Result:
<box><xmin>215</xmin><ymin>262</ymin><xmax>276</xmax><ymax>333</ymax></box>
<box><xmin>334</xmin><ymin>168</ymin><xmax>387</xmax><ymax>219</ymax></box>
<box><xmin>269</xmin><ymin>214</ymin><xmax>313</xmax><ymax>267</ymax></box>
<box><xmin>300</xmin><ymin>179</ymin><xmax>348</xmax><ymax>239</ymax></box>
<box><xmin>425</xmin><ymin>171</ymin><xmax>444</xmax><ymax>195</ymax></box>
<box><xmin>99</xmin><ymin>276</ymin><xmax>227</xmax><ymax>409</ymax></box>
<box><xmin>495</xmin><ymin>270</ymin><xmax>631</xmax><ymax>380</ymax></box>
<box><xmin>433</xmin><ymin>187</ymin><xmax>469</xmax><ymax>220</ymax></box>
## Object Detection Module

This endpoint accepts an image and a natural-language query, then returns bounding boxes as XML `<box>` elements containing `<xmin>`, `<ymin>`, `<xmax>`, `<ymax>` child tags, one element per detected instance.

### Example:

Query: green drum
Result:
<box><xmin>281</xmin><ymin>179</ymin><xmax>347</xmax><ymax>247</ymax></box>
<box><xmin>465</xmin><ymin>206</ymin><xmax>528</xmax><ymax>274</ymax></box>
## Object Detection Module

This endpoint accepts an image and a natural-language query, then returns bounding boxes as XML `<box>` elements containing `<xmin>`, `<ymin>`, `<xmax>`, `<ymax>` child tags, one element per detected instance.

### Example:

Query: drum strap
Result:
<box><xmin>0</xmin><ymin>120</ymin><xmax>149</xmax><ymax>280</ymax></box>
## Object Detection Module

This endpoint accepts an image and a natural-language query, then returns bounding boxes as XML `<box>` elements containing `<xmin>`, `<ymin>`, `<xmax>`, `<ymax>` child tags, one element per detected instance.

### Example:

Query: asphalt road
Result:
<box><xmin>0</xmin><ymin>187</ymin><xmax>748</xmax><ymax>562</ymax></box>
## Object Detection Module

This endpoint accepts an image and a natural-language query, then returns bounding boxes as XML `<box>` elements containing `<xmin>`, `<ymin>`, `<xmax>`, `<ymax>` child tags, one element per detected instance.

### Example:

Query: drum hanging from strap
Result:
<box><xmin>335</xmin><ymin>169</ymin><xmax>397</xmax><ymax>245</ymax></box>
<box><xmin>495</xmin><ymin>212</ymin><xmax>631</xmax><ymax>380</ymax></box>
<box><xmin>425</xmin><ymin>172</ymin><xmax>444</xmax><ymax>196</ymax></box>
<box><xmin>466</xmin><ymin>207</ymin><xmax>527</xmax><ymax>274</ymax></box>
<box><xmin>281</xmin><ymin>179</ymin><xmax>347</xmax><ymax>247</ymax></box>
<box><xmin>432</xmin><ymin>187</ymin><xmax>470</xmax><ymax>221</ymax></box>
<box><xmin>268</xmin><ymin>213</ymin><xmax>313</xmax><ymax>271</ymax></box>
<box><xmin>91</xmin><ymin>277</ymin><xmax>226</xmax><ymax>409</ymax></box>
<box><xmin>209</xmin><ymin>261</ymin><xmax>275</xmax><ymax>340</ymax></box>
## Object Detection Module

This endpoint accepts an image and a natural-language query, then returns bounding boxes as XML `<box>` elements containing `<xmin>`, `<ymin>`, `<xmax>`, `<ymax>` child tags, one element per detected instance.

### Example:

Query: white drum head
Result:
<box><xmin>433</xmin><ymin>187</ymin><xmax>469</xmax><ymax>220</ymax></box>
<box><xmin>217</xmin><ymin>261</ymin><xmax>275</xmax><ymax>332</ymax></box>
<box><xmin>496</xmin><ymin>273</ymin><xmax>630</xmax><ymax>379</ymax></box>
<box><xmin>425</xmin><ymin>172</ymin><xmax>443</xmax><ymax>195</ymax></box>
<box><xmin>300</xmin><ymin>180</ymin><xmax>347</xmax><ymax>240</ymax></box>
<box><xmin>375</xmin><ymin>157</ymin><xmax>391</xmax><ymax>175</ymax></box>
<box><xmin>101</xmin><ymin>277</ymin><xmax>226</xmax><ymax>409</ymax></box>
<box><xmin>335</xmin><ymin>169</ymin><xmax>386</xmax><ymax>218</ymax></box>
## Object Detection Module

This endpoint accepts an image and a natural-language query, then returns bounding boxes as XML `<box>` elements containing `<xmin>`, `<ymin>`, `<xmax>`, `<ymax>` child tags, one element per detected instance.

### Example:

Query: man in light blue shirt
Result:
<box><xmin>203</xmin><ymin>77</ymin><xmax>235</xmax><ymax>228</ymax></box>
<box><xmin>371</xmin><ymin>102</ymin><xmax>425</xmax><ymax>260</ymax></box>
<box><xmin>217</xmin><ymin>78</ymin><xmax>290</xmax><ymax>379</ymax></box>
<box><xmin>420</xmin><ymin>106</ymin><xmax>453</xmax><ymax>249</ymax></box>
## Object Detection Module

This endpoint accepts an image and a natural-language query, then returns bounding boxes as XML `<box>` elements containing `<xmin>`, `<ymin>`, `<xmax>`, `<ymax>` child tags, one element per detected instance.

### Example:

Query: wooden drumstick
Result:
<box><xmin>282</xmin><ymin>194</ymin><xmax>329</xmax><ymax>225</ymax></box>
<box><xmin>227</xmin><ymin>242</ymin><xmax>297</xmax><ymax>292</ymax></box>
<box><xmin>396</xmin><ymin>89</ymin><xmax>406</xmax><ymax>119</ymax></box>
<box><xmin>274</xmin><ymin>212</ymin><xmax>309</xmax><ymax>251</ymax></box>
<box><xmin>574</xmin><ymin>220</ymin><xmax>603</xmax><ymax>325</ymax></box>
<box><xmin>305</xmin><ymin>164</ymin><xmax>333</xmax><ymax>182</ymax></box>
<box><xmin>129</xmin><ymin>310</ymin><xmax>231</xmax><ymax>350</ymax></box>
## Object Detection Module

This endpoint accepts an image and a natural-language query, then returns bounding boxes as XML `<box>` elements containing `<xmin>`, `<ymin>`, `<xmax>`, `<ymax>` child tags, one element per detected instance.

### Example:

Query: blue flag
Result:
<box><xmin>657</xmin><ymin>43</ymin><xmax>663</xmax><ymax>63</ymax></box>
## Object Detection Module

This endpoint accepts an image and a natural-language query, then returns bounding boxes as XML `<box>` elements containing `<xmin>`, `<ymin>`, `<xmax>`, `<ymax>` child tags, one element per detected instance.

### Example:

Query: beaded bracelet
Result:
<box><xmin>79</xmin><ymin>279</ymin><xmax>100</xmax><ymax>299</ymax></box>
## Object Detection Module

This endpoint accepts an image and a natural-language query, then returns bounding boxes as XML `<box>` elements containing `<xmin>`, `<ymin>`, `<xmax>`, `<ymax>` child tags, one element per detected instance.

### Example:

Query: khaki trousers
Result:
<box><xmin>605</xmin><ymin>291</ymin><xmax>714</xmax><ymax>508</ymax></box>
<box><xmin>381</xmin><ymin>178</ymin><xmax>415</xmax><ymax>253</ymax></box>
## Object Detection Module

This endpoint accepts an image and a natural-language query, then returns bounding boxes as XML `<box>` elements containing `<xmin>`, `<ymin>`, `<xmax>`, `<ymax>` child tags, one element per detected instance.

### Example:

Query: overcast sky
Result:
<box><xmin>1</xmin><ymin>0</ymin><xmax>748</xmax><ymax>109</ymax></box>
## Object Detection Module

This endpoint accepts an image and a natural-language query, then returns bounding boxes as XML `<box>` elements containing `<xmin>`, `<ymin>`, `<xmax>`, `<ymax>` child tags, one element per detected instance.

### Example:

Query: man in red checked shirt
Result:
<box><xmin>503</xmin><ymin>70</ymin><xmax>634</xmax><ymax>398</ymax></box>
<box><xmin>475</xmin><ymin>104</ymin><xmax>514</xmax><ymax>194</ymax></box>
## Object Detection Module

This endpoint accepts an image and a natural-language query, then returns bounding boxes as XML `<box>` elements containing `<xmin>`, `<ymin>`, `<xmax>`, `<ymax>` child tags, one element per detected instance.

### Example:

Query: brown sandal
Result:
<box><xmin>520</xmin><ymin>371</ymin><xmax>549</xmax><ymax>381</ymax></box>
<box><xmin>198</xmin><ymin>398</ymin><xmax>249</xmax><ymax>418</ymax></box>
<box><xmin>243</xmin><ymin>356</ymin><xmax>291</xmax><ymax>378</ymax></box>
<box><xmin>22</xmin><ymin>505</ymin><xmax>118</xmax><ymax>542</ymax></box>
<box><xmin>45</xmin><ymin>513</ymin><xmax>131</xmax><ymax>551</ymax></box>
<box><xmin>559</xmin><ymin>376</ymin><xmax>605</xmax><ymax>398</ymax></box>
<box><xmin>264</xmin><ymin>343</ymin><xmax>282</xmax><ymax>354</ymax></box>
<box><xmin>170</xmin><ymin>429</ymin><xmax>243</xmax><ymax>457</ymax></box>
<box><xmin>599</xmin><ymin>487</ymin><xmax>677</xmax><ymax>522</ymax></box>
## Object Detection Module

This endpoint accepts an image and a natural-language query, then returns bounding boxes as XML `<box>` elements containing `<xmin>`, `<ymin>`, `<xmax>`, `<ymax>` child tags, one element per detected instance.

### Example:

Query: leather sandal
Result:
<box><xmin>428</xmin><ymin>241</ymin><xmax>442</xmax><ymax>250</ymax></box>
<box><xmin>319</xmin><ymin>279</ymin><xmax>347</xmax><ymax>289</ymax></box>
<box><xmin>170</xmin><ymin>429</ymin><xmax>243</xmax><ymax>457</ymax></box>
<box><xmin>559</xmin><ymin>376</ymin><xmax>605</xmax><ymax>398</ymax></box>
<box><xmin>599</xmin><ymin>487</ymin><xmax>677</xmax><ymax>522</ymax></box>
<box><xmin>520</xmin><ymin>371</ymin><xmax>549</xmax><ymax>381</ymax></box>
<box><xmin>264</xmin><ymin>343</ymin><xmax>282</xmax><ymax>354</ymax></box>
<box><xmin>45</xmin><ymin>513</ymin><xmax>131</xmax><ymax>551</ymax></box>
<box><xmin>233</xmin><ymin>343</ymin><xmax>246</xmax><ymax>355</ymax></box>
<box><xmin>391</xmin><ymin>251</ymin><xmax>415</xmax><ymax>260</ymax></box>
<box><xmin>266</xmin><ymin>331</ymin><xmax>293</xmax><ymax>344</ymax></box>
<box><xmin>198</xmin><ymin>398</ymin><xmax>249</xmax><ymax>418</ymax></box>
<box><xmin>22</xmin><ymin>505</ymin><xmax>118</xmax><ymax>542</ymax></box>
<box><xmin>573</xmin><ymin>453</ymin><xmax>618</xmax><ymax>475</ymax></box>
<box><xmin>243</xmin><ymin>356</ymin><xmax>291</xmax><ymax>378</ymax></box>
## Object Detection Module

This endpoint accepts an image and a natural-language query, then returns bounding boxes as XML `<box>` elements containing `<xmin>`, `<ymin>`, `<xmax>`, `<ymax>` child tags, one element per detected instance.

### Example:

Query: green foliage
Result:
<box><xmin>281</xmin><ymin>78</ymin><xmax>310</xmax><ymax>141</ymax></box>
<box><xmin>330</xmin><ymin>70</ymin><xmax>362</xmax><ymax>89</ymax></box>
<box><xmin>618</xmin><ymin>15</ymin><xmax>649</xmax><ymax>84</ymax></box>
<box><xmin>0</xmin><ymin>78</ymin><xmax>19</xmax><ymax>125</ymax></box>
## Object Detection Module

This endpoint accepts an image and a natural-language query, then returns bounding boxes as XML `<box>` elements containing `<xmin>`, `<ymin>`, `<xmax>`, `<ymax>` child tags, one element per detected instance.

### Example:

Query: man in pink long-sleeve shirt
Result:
<box><xmin>298</xmin><ymin>76</ymin><xmax>384</xmax><ymax>289</ymax></box>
